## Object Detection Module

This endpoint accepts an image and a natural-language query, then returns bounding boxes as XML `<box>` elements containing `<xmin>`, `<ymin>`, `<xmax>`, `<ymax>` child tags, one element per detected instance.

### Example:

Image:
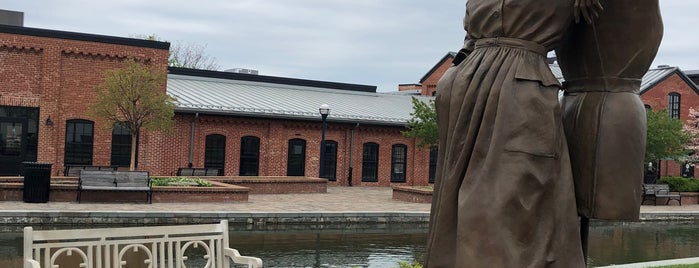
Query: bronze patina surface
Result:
<box><xmin>426</xmin><ymin>0</ymin><xmax>661</xmax><ymax>267</ymax></box>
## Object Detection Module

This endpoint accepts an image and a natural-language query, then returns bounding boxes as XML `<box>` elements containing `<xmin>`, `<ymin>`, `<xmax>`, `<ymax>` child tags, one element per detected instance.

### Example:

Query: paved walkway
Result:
<box><xmin>1</xmin><ymin>186</ymin><xmax>698</xmax><ymax>214</ymax></box>
<box><xmin>0</xmin><ymin>187</ymin><xmax>431</xmax><ymax>213</ymax></box>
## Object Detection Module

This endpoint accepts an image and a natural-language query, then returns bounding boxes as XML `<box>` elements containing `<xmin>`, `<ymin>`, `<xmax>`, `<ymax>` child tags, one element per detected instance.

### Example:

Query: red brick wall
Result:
<box><xmin>641</xmin><ymin>72</ymin><xmax>699</xmax><ymax>177</ymax></box>
<box><xmin>421</xmin><ymin>59</ymin><xmax>452</xmax><ymax>96</ymax></box>
<box><xmin>0</xmin><ymin>31</ymin><xmax>169</xmax><ymax>176</ymax></box>
<box><xmin>641</xmin><ymin>73</ymin><xmax>699</xmax><ymax>121</ymax></box>
<box><xmin>144</xmin><ymin>114</ymin><xmax>434</xmax><ymax>186</ymax></box>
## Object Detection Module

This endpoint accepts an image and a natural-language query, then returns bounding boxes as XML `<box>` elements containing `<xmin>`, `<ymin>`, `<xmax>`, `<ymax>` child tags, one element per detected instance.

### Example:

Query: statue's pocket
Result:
<box><xmin>501</xmin><ymin>78</ymin><xmax>561</xmax><ymax>158</ymax></box>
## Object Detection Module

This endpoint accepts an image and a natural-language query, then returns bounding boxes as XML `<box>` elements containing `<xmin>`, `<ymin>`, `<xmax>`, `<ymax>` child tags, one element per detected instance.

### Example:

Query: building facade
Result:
<box><xmin>0</xmin><ymin>23</ymin><xmax>437</xmax><ymax>187</ymax></box>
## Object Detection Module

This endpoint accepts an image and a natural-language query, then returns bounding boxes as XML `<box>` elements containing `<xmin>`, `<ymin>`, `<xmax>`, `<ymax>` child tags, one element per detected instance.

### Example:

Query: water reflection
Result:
<box><xmin>588</xmin><ymin>221</ymin><xmax>699</xmax><ymax>267</ymax></box>
<box><xmin>2</xmin><ymin>221</ymin><xmax>699</xmax><ymax>267</ymax></box>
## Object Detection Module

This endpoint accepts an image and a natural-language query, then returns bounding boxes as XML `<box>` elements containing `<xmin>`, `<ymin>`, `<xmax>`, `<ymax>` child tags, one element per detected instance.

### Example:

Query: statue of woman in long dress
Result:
<box><xmin>424</xmin><ymin>0</ymin><xmax>610</xmax><ymax>267</ymax></box>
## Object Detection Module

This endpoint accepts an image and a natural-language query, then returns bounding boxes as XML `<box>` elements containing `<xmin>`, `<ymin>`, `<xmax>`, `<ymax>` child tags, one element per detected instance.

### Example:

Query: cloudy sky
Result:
<box><xmin>3</xmin><ymin>0</ymin><xmax>698</xmax><ymax>92</ymax></box>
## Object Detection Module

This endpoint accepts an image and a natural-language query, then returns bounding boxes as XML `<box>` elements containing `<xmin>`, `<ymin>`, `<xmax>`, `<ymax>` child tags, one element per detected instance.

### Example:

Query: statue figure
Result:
<box><xmin>423</xmin><ymin>0</ymin><xmax>661</xmax><ymax>266</ymax></box>
<box><xmin>557</xmin><ymin>0</ymin><xmax>663</xmax><ymax>221</ymax></box>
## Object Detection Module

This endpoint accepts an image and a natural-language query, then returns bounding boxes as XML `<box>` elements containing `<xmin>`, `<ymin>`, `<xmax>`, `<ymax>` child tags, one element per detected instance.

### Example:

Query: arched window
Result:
<box><xmin>362</xmin><ymin>142</ymin><xmax>379</xmax><ymax>182</ymax></box>
<box><xmin>111</xmin><ymin>123</ymin><xmax>137</xmax><ymax>167</ymax></box>
<box><xmin>391</xmin><ymin>144</ymin><xmax>408</xmax><ymax>183</ymax></box>
<box><xmin>65</xmin><ymin>119</ymin><xmax>94</xmax><ymax>165</ymax></box>
<box><xmin>239</xmin><ymin>136</ymin><xmax>260</xmax><ymax>176</ymax></box>
<box><xmin>287</xmin><ymin>138</ymin><xmax>306</xmax><ymax>176</ymax></box>
<box><xmin>644</xmin><ymin>104</ymin><xmax>652</xmax><ymax>112</ymax></box>
<box><xmin>668</xmin><ymin>92</ymin><xmax>681</xmax><ymax>119</ymax></box>
<box><xmin>205</xmin><ymin>134</ymin><xmax>225</xmax><ymax>175</ymax></box>
<box><xmin>429</xmin><ymin>147</ymin><xmax>438</xmax><ymax>183</ymax></box>
<box><xmin>321</xmin><ymin>140</ymin><xmax>338</xmax><ymax>181</ymax></box>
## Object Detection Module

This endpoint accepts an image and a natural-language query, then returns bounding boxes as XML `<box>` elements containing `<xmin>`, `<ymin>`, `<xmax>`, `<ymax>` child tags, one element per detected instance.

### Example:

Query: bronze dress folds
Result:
<box><xmin>557</xmin><ymin>0</ymin><xmax>663</xmax><ymax>220</ymax></box>
<box><xmin>425</xmin><ymin>0</ymin><xmax>584</xmax><ymax>267</ymax></box>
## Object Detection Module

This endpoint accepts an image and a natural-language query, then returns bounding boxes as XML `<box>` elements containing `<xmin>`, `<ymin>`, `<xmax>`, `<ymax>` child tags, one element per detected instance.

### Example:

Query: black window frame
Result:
<box><xmin>362</xmin><ymin>142</ymin><xmax>379</xmax><ymax>182</ymax></box>
<box><xmin>668</xmin><ymin>92</ymin><xmax>681</xmax><ymax>119</ymax></box>
<box><xmin>321</xmin><ymin>140</ymin><xmax>338</xmax><ymax>181</ymax></box>
<box><xmin>64</xmin><ymin>119</ymin><xmax>94</xmax><ymax>165</ymax></box>
<box><xmin>390</xmin><ymin>144</ymin><xmax>407</xmax><ymax>183</ymax></box>
<box><xmin>287</xmin><ymin>138</ymin><xmax>306</xmax><ymax>176</ymax></box>
<box><xmin>239</xmin><ymin>135</ymin><xmax>260</xmax><ymax>176</ymax></box>
<box><xmin>204</xmin><ymin>134</ymin><xmax>226</xmax><ymax>175</ymax></box>
<box><xmin>110</xmin><ymin>123</ymin><xmax>137</xmax><ymax>167</ymax></box>
<box><xmin>429</xmin><ymin>147</ymin><xmax>438</xmax><ymax>183</ymax></box>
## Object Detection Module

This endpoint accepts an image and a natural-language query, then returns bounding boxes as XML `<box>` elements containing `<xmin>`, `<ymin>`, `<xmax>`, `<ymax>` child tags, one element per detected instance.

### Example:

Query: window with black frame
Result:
<box><xmin>668</xmin><ymin>92</ymin><xmax>681</xmax><ymax>119</ymax></box>
<box><xmin>391</xmin><ymin>144</ymin><xmax>407</xmax><ymax>183</ymax></box>
<box><xmin>362</xmin><ymin>142</ymin><xmax>379</xmax><ymax>182</ymax></box>
<box><xmin>204</xmin><ymin>134</ymin><xmax>226</xmax><ymax>175</ymax></box>
<box><xmin>321</xmin><ymin>140</ymin><xmax>338</xmax><ymax>181</ymax></box>
<box><xmin>65</xmin><ymin>119</ymin><xmax>94</xmax><ymax>165</ymax></box>
<box><xmin>287</xmin><ymin>138</ymin><xmax>306</xmax><ymax>176</ymax></box>
<box><xmin>111</xmin><ymin>123</ymin><xmax>136</xmax><ymax>167</ymax></box>
<box><xmin>429</xmin><ymin>147</ymin><xmax>438</xmax><ymax>183</ymax></box>
<box><xmin>239</xmin><ymin>136</ymin><xmax>260</xmax><ymax>176</ymax></box>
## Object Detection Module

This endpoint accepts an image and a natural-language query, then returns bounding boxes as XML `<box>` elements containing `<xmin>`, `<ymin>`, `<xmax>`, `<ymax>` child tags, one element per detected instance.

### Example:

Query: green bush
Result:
<box><xmin>659</xmin><ymin>176</ymin><xmax>699</xmax><ymax>192</ymax></box>
<box><xmin>151</xmin><ymin>177</ymin><xmax>213</xmax><ymax>187</ymax></box>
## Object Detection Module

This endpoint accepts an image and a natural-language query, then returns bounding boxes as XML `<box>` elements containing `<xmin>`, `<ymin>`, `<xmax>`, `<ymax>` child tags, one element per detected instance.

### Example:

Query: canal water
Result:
<box><xmin>2</xmin><ymin>221</ymin><xmax>698</xmax><ymax>267</ymax></box>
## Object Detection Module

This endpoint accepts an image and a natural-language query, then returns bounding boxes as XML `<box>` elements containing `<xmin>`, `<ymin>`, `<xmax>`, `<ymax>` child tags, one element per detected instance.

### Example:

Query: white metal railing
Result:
<box><xmin>24</xmin><ymin>220</ymin><xmax>262</xmax><ymax>268</ymax></box>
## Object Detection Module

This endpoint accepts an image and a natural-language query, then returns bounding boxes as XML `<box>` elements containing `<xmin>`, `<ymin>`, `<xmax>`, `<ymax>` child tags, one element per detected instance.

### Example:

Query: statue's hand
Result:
<box><xmin>574</xmin><ymin>0</ymin><xmax>603</xmax><ymax>24</ymax></box>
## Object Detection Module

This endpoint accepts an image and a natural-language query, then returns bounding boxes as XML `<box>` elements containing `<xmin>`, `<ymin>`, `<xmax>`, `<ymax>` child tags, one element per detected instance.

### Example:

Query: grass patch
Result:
<box><xmin>151</xmin><ymin>177</ymin><xmax>212</xmax><ymax>187</ymax></box>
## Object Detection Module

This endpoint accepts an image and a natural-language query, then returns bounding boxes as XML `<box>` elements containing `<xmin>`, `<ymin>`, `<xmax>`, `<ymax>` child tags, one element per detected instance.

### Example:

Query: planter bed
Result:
<box><xmin>0</xmin><ymin>177</ymin><xmax>250</xmax><ymax>203</ymax></box>
<box><xmin>392</xmin><ymin>186</ymin><xmax>433</xmax><ymax>203</ymax></box>
<box><xmin>652</xmin><ymin>192</ymin><xmax>699</xmax><ymax>206</ymax></box>
<box><xmin>209</xmin><ymin>176</ymin><xmax>327</xmax><ymax>194</ymax></box>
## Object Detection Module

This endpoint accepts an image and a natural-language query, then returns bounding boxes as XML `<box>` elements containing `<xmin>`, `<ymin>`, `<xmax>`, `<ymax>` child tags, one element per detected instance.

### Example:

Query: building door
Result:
<box><xmin>287</xmin><ymin>139</ymin><xmax>306</xmax><ymax>176</ymax></box>
<box><xmin>0</xmin><ymin>118</ymin><xmax>27</xmax><ymax>175</ymax></box>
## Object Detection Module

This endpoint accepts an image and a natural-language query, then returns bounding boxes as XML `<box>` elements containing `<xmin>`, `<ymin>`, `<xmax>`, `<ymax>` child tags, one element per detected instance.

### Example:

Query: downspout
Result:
<box><xmin>188</xmin><ymin>113</ymin><xmax>199</xmax><ymax>168</ymax></box>
<box><xmin>348</xmin><ymin>123</ymin><xmax>359</xmax><ymax>186</ymax></box>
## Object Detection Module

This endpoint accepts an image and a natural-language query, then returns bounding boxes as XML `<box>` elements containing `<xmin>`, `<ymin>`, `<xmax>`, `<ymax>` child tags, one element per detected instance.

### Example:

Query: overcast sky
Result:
<box><xmin>3</xmin><ymin>0</ymin><xmax>698</xmax><ymax>92</ymax></box>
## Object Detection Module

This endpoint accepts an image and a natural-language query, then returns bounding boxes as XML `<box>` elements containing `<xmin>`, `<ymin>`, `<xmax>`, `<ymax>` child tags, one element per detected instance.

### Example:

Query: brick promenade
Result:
<box><xmin>0</xmin><ymin>186</ymin><xmax>696</xmax><ymax>225</ymax></box>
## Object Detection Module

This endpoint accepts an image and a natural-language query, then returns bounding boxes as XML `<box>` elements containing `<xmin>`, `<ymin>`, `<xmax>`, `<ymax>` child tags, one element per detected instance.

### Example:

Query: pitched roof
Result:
<box><xmin>548</xmin><ymin>65</ymin><xmax>699</xmax><ymax>94</ymax></box>
<box><xmin>419</xmin><ymin>52</ymin><xmax>456</xmax><ymax>83</ymax></box>
<box><xmin>167</xmin><ymin>68</ymin><xmax>431</xmax><ymax>126</ymax></box>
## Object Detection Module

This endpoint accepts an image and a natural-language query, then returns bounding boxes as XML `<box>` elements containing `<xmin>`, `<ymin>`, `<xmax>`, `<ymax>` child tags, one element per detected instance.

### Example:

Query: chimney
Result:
<box><xmin>0</xmin><ymin>9</ymin><xmax>23</xmax><ymax>27</ymax></box>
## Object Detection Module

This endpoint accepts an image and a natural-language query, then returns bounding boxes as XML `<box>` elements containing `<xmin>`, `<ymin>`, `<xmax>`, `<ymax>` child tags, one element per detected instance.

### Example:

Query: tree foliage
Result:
<box><xmin>135</xmin><ymin>34</ymin><xmax>220</xmax><ymax>70</ymax></box>
<box><xmin>402</xmin><ymin>97</ymin><xmax>438</xmax><ymax>148</ymax></box>
<box><xmin>646</xmin><ymin>109</ymin><xmax>693</xmax><ymax>162</ymax></box>
<box><xmin>90</xmin><ymin>60</ymin><xmax>176</xmax><ymax>170</ymax></box>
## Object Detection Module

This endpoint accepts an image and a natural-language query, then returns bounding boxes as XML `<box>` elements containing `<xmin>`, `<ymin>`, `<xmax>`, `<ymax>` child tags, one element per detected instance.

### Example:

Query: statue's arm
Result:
<box><xmin>574</xmin><ymin>0</ymin><xmax>604</xmax><ymax>24</ymax></box>
<box><xmin>453</xmin><ymin>36</ymin><xmax>474</xmax><ymax>66</ymax></box>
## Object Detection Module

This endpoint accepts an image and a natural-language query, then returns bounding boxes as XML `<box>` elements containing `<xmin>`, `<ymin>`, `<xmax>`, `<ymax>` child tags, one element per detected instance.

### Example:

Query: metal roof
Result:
<box><xmin>168</xmin><ymin>73</ymin><xmax>431</xmax><ymax>126</ymax></box>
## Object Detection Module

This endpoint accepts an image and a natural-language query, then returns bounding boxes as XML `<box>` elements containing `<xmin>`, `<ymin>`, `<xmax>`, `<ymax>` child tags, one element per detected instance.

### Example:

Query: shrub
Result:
<box><xmin>151</xmin><ymin>177</ymin><xmax>213</xmax><ymax>187</ymax></box>
<box><xmin>659</xmin><ymin>176</ymin><xmax>699</xmax><ymax>192</ymax></box>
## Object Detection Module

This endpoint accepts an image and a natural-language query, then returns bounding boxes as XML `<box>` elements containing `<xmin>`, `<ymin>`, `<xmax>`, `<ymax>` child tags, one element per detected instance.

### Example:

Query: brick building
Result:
<box><xmin>408</xmin><ymin>52</ymin><xmax>699</xmax><ymax>180</ymax></box>
<box><xmin>0</xmin><ymin>21</ymin><xmax>437</xmax><ymax>186</ymax></box>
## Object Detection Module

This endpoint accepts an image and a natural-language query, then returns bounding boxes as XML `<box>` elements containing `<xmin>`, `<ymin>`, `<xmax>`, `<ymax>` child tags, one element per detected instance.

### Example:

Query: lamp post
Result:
<box><xmin>319</xmin><ymin>104</ymin><xmax>330</xmax><ymax>179</ymax></box>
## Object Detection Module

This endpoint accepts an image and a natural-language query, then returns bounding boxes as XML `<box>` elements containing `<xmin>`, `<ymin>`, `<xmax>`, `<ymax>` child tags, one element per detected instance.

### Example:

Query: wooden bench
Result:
<box><xmin>77</xmin><ymin>170</ymin><xmax>152</xmax><ymax>203</ymax></box>
<box><xmin>642</xmin><ymin>184</ymin><xmax>682</xmax><ymax>205</ymax></box>
<box><xmin>23</xmin><ymin>220</ymin><xmax>263</xmax><ymax>268</ymax></box>
<box><xmin>177</xmin><ymin>167</ymin><xmax>222</xmax><ymax>176</ymax></box>
<box><xmin>64</xmin><ymin>165</ymin><xmax>117</xmax><ymax>177</ymax></box>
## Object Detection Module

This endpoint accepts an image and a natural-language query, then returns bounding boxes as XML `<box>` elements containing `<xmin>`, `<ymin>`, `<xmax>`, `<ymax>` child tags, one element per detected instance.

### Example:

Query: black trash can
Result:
<box><xmin>22</xmin><ymin>162</ymin><xmax>53</xmax><ymax>203</ymax></box>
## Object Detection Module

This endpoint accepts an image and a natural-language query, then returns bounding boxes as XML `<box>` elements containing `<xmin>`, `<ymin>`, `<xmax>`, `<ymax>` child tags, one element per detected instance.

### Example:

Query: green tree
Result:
<box><xmin>646</xmin><ymin>109</ymin><xmax>693</xmax><ymax>162</ymax></box>
<box><xmin>90</xmin><ymin>60</ymin><xmax>176</xmax><ymax>170</ymax></box>
<box><xmin>402</xmin><ymin>97</ymin><xmax>438</xmax><ymax>148</ymax></box>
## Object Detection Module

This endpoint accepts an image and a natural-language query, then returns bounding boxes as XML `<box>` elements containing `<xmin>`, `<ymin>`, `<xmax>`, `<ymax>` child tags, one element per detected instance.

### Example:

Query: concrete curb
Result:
<box><xmin>0</xmin><ymin>210</ymin><xmax>431</xmax><ymax>225</ymax></box>
<box><xmin>595</xmin><ymin>257</ymin><xmax>699</xmax><ymax>267</ymax></box>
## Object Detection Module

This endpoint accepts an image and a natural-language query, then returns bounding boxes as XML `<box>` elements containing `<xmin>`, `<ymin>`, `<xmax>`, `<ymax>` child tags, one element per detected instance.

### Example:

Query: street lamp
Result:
<box><xmin>319</xmin><ymin>104</ymin><xmax>330</xmax><ymax>179</ymax></box>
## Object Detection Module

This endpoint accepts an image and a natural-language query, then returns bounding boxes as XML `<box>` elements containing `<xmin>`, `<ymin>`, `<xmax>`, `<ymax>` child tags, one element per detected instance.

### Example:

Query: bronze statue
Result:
<box><xmin>557</xmin><ymin>0</ymin><xmax>663</xmax><ymax>221</ymax></box>
<box><xmin>425</xmin><ymin>0</ymin><xmax>660</xmax><ymax>266</ymax></box>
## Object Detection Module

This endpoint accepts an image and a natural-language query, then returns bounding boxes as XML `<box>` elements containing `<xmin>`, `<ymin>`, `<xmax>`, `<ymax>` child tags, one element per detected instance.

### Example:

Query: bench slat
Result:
<box><xmin>78</xmin><ymin>170</ymin><xmax>151</xmax><ymax>203</ymax></box>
